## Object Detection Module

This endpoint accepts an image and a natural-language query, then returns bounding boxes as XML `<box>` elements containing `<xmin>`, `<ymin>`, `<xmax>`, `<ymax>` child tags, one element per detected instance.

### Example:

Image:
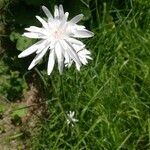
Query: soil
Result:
<box><xmin>0</xmin><ymin>83</ymin><xmax>48</xmax><ymax>149</ymax></box>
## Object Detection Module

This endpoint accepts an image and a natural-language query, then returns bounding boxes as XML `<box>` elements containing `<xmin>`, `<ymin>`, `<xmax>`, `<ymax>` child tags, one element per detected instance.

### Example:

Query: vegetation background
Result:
<box><xmin>0</xmin><ymin>0</ymin><xmax>150</xmax><ymax>149</ymax></box>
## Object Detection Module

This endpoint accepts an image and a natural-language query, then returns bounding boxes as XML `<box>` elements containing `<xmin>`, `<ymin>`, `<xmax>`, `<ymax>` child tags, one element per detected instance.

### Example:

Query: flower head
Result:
<box><xmin>66</xmin><ymin>111</ymin><xmax>78</xmax><ymax>126</ymax></box>
<box><xmin>18</xmin><ymin>5</ymin><xmax>94</xmax><ymax>75</ymax></box>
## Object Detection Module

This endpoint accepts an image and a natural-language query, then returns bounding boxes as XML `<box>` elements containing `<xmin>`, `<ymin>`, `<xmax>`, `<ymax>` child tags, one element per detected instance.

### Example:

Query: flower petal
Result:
<box><xmin>55</xmin><ymin>42</ymin><xmax>64</xmax><ymax>74</ymax></box>
<box><xmin>54</xmin><ymin>5</ymin><xmax>59</xmax><ymax>18</ymax></box>
<box><xmin>47</xmin><ymin>49</ymin><xmax>55</xmax><ymax>75</ymax></box>
<box><xmin>72</xmin><ymin>44</ymin><xmax>85</xmax><ymax>52</ymax></box>
<box><xmin>36</xmin><ymin>16</ymin><xmax>49</xmax><ymax>30</ymax></box>
<box><xmin>77</xmin><ymin>49</ymin><xmax>92</xmax><ymax>65</ymax></box>
<box><xmin>64</xmin><ymin>51</ymin><xmax>72</xmax><ymax>67</ymax></box>
<box><xmin>42</xmin><ymin>6</ymin><xmax>53</xmax><ymax>19</ymax></box>
<box><xmin>18</xmin><ymin>40</ymin><xmax>44</xmax><ymax>58</ymax></box>
<box><xmin>28</xmin><ymin>45</ymin><xmax>49</xmax><ymax>70</ymax></box>
<box><xmin>36</xmin><ymin>40</ymin><xmax>48</xmax><ymax>54</ymax></box>
<box><xmin>75</xmin><ymin>62</ymin><xmax>81</xmax><ymax>71</ymax></box>
<box><xmin>73</xmin><ymin>29</ymin><xmax>94</xmax><ymax>38</ymax></box>
<box><xmin>59</xmin><ymin>5</ymin><xmax>64</xmax><ymax>18</ymax></box>
<box><xmin>75</xmin><ymin>25</ymin><xmax>85</xmax><ymax>30</ymax></box>
<box><xmin>70</xmin><ymin>14</ymin><xmax>84</xmax><ymax>24</ymax></box>
<box><xmin>79</xmin><ymin>49</ymin><xmax>91</xmax><ymax>55</ymax></box>
<box><xmin>65</xmin><ymin>12</ymin><xmax>69</xmax><ymax>21</ymax></box>
<box><xmin>25</xmin><ymin>26</ymin><xmax>47</xmax><ymax>35</ymax></box>
<box><xmin>23</xmin><ymin>32</ymin><xmax>46</xmax><ymax>39</ymax></box>
<box><xmin>67</xmin><ymin>38</ymin><xmax>85</xmax><ymax>46</ymax></box>
<box><xmin>63</xmin><ymin>40</ymin><xmax>81</xmax><ymax>66</ymax></box>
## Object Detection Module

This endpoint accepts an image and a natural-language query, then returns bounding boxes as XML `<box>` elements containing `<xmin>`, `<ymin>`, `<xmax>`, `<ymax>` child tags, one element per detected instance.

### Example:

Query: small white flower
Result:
<box><xmin>18</xmin><ymin>5</ymin><xmax>94</xmax><ymax>75</ymax></box>
<box><xmin>66</xmin><ymin>111</ymin><xmax>78</xmax><ymax>126</ymax></box>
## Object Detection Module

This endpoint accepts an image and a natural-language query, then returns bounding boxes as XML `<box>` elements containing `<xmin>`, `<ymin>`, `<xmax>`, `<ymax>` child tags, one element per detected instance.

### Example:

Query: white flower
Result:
<box><xmin>66</xmin><ymin>111</ymin><xmax>78</xmax><ymax>126</ymax></box>
<box><xmin>18</xmin><ymin>5</ymin><xmax>94</xmax><ymax>75</ymax></box>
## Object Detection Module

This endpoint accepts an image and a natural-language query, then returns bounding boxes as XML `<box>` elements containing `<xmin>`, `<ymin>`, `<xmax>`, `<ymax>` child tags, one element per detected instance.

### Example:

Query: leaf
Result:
<box><xmin>10</xmin><ymin>31</ymin><xmax>36</xmax><ymax>51</ymax></box>
<box><xmin>10</xmin><ymin>31</ymin><xmax>20</xmax><ymax>42</ymax></box>
<box><xmin>11</xmin><ymin>104</ymin><xmax>27</xmax><ymax>118</ymax></box>
<box><xmin>16</xmin><ymin>36</ymin><xmax>35</xmax><ymax>51</ymax></box>
<box><xmin>11</xmin><ymin>104</ymin><xmax>27</xmax><ymax>125</ymax></box>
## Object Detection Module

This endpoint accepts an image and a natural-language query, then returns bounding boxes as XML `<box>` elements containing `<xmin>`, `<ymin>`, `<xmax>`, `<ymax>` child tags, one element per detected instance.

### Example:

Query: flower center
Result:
<box><xmin>53</xmin><ymin>29</ymin><xmax>64</xmax><ymax>40</ymax></box>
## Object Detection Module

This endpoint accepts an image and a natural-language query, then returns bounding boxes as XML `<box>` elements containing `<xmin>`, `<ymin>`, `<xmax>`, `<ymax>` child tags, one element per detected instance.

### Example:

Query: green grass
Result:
<box><xmin>31</xmin><ymin>2</ymin><xmax>150</xmax><ymax>149</ymax></box>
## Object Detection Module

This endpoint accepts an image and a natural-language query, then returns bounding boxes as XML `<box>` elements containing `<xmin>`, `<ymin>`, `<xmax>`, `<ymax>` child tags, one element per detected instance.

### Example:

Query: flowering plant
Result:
<box><xmin>18</xmin><ymin>5</ymin><xmax>94</xmax><ymax>75</ymax></box>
